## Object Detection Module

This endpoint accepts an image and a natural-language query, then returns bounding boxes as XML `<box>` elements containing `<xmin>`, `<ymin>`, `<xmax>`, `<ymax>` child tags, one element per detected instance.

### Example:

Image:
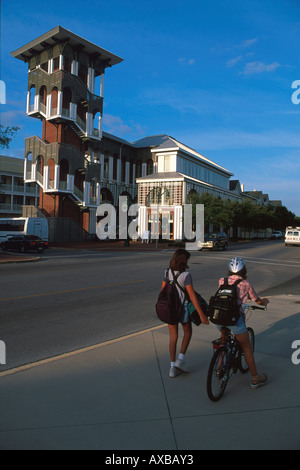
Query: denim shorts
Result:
<box><xmin>216</xmin><ymin>314</ymin><xmax>248</xmax><ymax>336</ymax></box>
<box><xmin>179</xmin><ymin>304</ymin><xmax>190</xmax><ymax>324</ymax></box>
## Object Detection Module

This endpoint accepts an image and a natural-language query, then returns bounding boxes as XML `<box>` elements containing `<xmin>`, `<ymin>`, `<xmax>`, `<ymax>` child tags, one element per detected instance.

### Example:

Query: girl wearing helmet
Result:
<box><xmin>217</xmin><ymin>257</ymin><xmax>269</xmax><ymax>389</ymax></box>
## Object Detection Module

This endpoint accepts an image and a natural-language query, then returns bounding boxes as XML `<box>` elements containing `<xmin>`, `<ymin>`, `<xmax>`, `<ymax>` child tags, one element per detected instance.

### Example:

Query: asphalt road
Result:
<box><xmin>1</xmin><ymin>240</ymin><xmax>299</xmax><ymax>371</ymax></box>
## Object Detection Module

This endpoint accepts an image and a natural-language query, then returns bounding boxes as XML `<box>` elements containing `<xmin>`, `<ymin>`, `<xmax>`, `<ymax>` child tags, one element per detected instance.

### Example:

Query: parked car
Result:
<box><xmin>1</xmin><ymin>235</ymin><xmax>48</xmax><ymax>253</ymax></box>
<box><xmin>270</xmin><ymin>231</ymin><xmax>283</xmax><ymax>239</ymax></box>
<box><xmin>199</xmin><ymin>232</ymin><xmax>228</xmax><ymax>251</ymax></box>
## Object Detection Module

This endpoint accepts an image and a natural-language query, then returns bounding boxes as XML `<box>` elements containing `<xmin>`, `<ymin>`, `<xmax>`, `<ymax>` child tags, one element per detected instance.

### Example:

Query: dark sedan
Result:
<box><xmin>1</xmin><ymin>235</ymin><xmax>48</xmax><ymax>253</ymax></box>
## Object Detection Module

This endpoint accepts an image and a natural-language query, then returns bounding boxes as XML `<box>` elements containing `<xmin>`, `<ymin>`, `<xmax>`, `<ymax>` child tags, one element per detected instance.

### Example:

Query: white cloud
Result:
<box><xmin>103</xmin><ymin>114</ymin><xmax>146</xmax><ymax>139</ymax></box>
<box><xmin>240</xmin><ymin>38</ymin><xmax>258</xmax><ymax>48</ymax></box>
<box><xmin>178</xmin><ymin>57</ymin><xmax>195</xmax><ymax>65</ymax></box>
<box><xmin>241</xmin><ymin>61</ymin><xmax>281</xmax><ymax>75</ymax></box>
<box><xmin>226</xmin><ymin>55</ymin><xmax>243</xmax><ymax>68</ymax></box>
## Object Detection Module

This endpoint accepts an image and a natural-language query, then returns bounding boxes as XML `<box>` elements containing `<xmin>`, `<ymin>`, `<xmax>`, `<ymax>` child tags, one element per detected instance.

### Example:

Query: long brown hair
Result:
<box><xmin>169</xmin><ymin>249</ymin><xmax>190</xmax><ymax>271</ymax></box>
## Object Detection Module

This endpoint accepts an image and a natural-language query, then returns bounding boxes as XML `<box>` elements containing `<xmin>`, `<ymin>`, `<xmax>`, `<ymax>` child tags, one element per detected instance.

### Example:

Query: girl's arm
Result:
<box><xmin>186</xmin><ymin>284</ymin><xmax>209</xmax><ymax>324</ymax></box>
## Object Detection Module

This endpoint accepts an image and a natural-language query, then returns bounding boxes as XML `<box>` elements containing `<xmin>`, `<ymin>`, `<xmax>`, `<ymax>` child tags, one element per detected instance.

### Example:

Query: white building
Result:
<box><xmin>0</xmin><ymin>155</ymin><xmax>39</xmax><ymax>217</ymax></box>
<box><xmin>135</xmin><ymin>135</ymin><xmax>238</xmax><ymax>240</ymax></box>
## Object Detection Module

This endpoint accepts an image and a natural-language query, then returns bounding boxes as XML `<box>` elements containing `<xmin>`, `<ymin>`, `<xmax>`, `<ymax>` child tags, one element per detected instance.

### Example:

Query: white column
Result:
<box><xmin>57</xmin><ymin>90</ymin><xmax>63</xmax><ymax>115</ymax></box>
<box><xmin>43</xmin><ymin>166</ymin><xmax>49</xmax><ymax>190</ymax></box>
<box><xmin>26</xmin><ymin>91</ymin><xmax>30</xmax><ymax>114</ymax></box>
<box><xmin>100</xmin><ymin>73</ymin><xmax>104</xmax><ymax>97</ymax></box>
<box><xmin>34</xmin><ymin>94</ymin><xmax>40</xmax><ymax>112</ymax></box>
<box><xmin>24</xmin><ymin>159</ymin><xmax>27</xmax><ymax>180</ymax></box>
<box><xmin>48</xmin><ymin>59</ymin><xmax>54</xmax><ymax>74</ymax></box>
<box><xmin>54</xmin><ymin>164</ymin><xmax>59</xmax><ymax>190</ymax></box>
<box><xmin>46</xmin><ymin>94</ymin><xmax>52</xmax><ymax>118</ymax></box>
<box><xmin>32</xmin><ymin>163</ymin><xmax>37</xmax><ymax>181</ymax></box>
<box><xmin>88</xmin><ymin>67</ymin><xmax>95</xmax><ymax>93</ymax></box>
<box><xmin>59</xmin><ymin>55</ymin><xmax>63</xmax><ymax>70</ymax></box>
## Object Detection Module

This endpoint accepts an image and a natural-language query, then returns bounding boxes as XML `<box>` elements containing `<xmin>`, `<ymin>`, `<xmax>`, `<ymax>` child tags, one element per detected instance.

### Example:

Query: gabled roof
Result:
<box><xmin>133</xmin><ymin>134</ymin><xmax>232</xmax><ymax>176</ymax></box>
<box><xmin>132</xmin><ymin>135</ymin><xmax>171</xmax><ymax>148</ymax></box>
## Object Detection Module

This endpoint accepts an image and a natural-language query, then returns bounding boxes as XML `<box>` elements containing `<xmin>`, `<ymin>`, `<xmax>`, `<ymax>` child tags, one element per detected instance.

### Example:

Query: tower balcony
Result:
<box><xmin>24</xmin><ymin>136</ymin><xmax>101</xmax><ymax>208</ymax></box>
<box><xmin>27</xmin><ymin>68</ymin><xmax>103</xmax><ymax>141</ymax></box>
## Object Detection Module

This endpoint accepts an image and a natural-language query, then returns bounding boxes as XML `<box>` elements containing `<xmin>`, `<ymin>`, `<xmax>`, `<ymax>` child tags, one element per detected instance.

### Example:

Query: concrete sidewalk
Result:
<box><xmin>0</xmin><ymin>294</ymin><xmax>299</xmax><ymax>450</ymax></box>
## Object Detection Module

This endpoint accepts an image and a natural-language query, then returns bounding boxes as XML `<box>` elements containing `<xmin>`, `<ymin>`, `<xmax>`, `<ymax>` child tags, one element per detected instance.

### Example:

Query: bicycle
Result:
<box><xmin>206</xmin><ymin>304</ymin><xmax>267</xmax><ymax>402</ymax></box>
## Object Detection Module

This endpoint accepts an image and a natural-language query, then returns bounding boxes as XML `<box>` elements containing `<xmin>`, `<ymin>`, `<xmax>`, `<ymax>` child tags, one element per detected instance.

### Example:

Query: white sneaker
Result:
<box><xmin>169</xmin><ymin>367</ymin><xmax>180</xmax><ymax>378</ymax></box>
<box><xmin>174</xmin><ymin>358</ymin><xmax>188</xmax><ymax>373</ymax></box>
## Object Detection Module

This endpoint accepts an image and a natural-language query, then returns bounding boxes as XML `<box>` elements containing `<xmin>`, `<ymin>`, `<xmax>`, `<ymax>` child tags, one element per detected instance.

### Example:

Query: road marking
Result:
<box><xmin>0</xmin><ymin>279</ymin><xmax>146</xmax><ymax>303</ymax></box>
<box><xmin>198</xmin><ymin>254</ymin><xmax>300</xmax><ymax>268</ymax></box>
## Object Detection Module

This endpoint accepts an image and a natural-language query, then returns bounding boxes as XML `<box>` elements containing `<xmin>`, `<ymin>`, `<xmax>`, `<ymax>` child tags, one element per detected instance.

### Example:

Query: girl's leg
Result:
<box><xmin>180</xmin><ymin>321</ymin><xmax>193</xmax><ymax>355</ymax></box>
<box><xmin>235</xmin><ymin>331</ymin><xmax>258</xmax><ymax>377</ymax></box>
<box><xmin>168</xmin><ymin>324</ymin><xmax>179</xmax><ymax>362</ymax></box>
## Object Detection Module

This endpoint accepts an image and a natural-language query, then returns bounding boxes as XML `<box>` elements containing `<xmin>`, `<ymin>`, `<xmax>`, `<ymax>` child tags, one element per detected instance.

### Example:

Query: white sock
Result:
<box><xmin>170</xmin><ymin>362</ymin><xmax>176</xmax><ymax>368</ymax></box>
<box><xmin>178</xmin><ymin>353</ymin><xmax>185</xmax><ymax>361</ymax></box>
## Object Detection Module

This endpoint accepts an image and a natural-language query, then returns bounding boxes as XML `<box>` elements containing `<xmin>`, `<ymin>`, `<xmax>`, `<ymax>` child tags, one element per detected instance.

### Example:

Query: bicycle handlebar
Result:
<box><xmin>244</xmin><ymin>304</ymin><xmax>267</xmax><ymax>311</ymax></box>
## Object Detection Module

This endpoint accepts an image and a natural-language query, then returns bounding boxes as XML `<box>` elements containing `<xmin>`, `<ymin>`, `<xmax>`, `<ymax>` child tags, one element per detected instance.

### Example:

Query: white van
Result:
<box><xmin>285</xmin><ymin>227</ymin><xmax>300</xmax><ymax>246</ymax></box>
<box><xmin>0</xmin><ymin>217</ymin><xmax>48</xmax><ymax>243</ymax></box>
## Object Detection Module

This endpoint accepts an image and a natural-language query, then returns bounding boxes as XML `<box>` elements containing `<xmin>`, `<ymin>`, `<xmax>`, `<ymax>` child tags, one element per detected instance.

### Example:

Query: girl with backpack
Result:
<box><xmin>216</xmin><ymin>257</ymin><xmax>269</xmax><ymax>389</ymax></box>
<box><xmin>160</xmin><ymin>249</ymin><xmax>209</xmax><ymax>378</ymax></box>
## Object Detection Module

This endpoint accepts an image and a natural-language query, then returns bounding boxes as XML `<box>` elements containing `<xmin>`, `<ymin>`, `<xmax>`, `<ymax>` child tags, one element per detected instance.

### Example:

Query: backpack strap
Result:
<box><xmin>170</xmin><ymin>269</ymin><xmax>188</xmax><ymax>303</ymax></box>
<box><xmin>222</xmin><ymin>277</ymin><xmax>242</xmax><ymax>288</ymax></box>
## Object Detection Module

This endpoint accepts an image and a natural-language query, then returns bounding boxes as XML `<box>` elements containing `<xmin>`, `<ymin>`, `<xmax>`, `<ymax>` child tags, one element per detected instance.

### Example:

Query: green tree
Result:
<box><xmin>273</xmin><ymin>205</ymin><xmax>296</xmax><ymax>230</ymax></box>
<box><xmin>0</xmin><ymin>125</ymin><xmax>20</xmax><ymax>149</ymax></box>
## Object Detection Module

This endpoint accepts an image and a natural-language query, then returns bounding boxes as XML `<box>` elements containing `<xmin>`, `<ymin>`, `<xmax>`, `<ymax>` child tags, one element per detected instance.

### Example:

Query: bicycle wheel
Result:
<box><xmin>238</xmin><ymin>327</ymin><xmax>255</xmax><ymax>373</ymax></box>
<box><xmin>207</xmin><ymin>348</ymin><xmax>230</xmax><ymax>401</ymax></box>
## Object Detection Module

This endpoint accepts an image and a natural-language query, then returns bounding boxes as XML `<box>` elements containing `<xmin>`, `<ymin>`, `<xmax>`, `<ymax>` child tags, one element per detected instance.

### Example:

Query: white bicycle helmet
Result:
<box><xmin>228</xmin><ymin>257</ymin><xmax>245</xmax><ymax>273</ymax></box>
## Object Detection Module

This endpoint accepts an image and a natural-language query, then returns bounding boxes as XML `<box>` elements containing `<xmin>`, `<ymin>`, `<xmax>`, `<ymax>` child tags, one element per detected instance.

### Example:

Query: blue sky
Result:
<box><xmin>1</xmin><ymin>0</ymin><xmax>300</xmax><ymax>215</ymax></box>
